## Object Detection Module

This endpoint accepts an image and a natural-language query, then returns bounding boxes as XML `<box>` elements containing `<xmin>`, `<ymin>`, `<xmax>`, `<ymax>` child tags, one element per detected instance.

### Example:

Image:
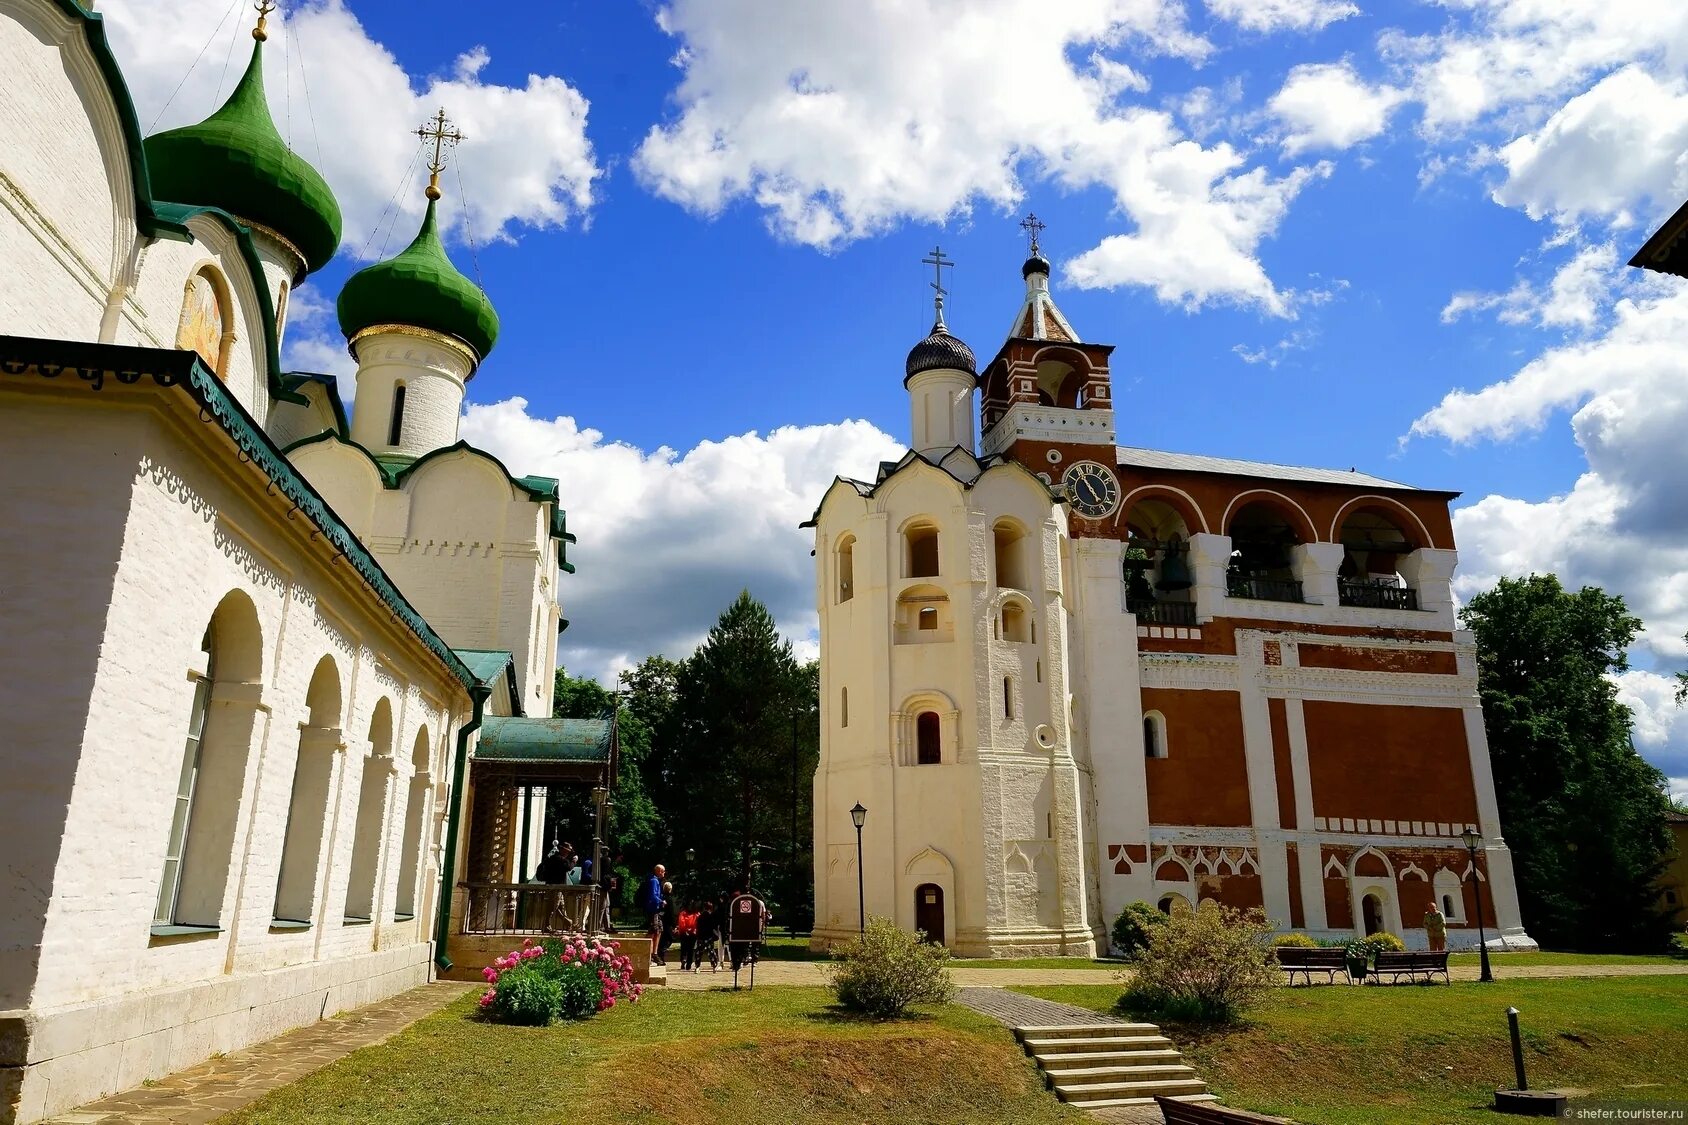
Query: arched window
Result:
<box><xmin>1433</xmin><ymin>868</ymin><xmax>1465</xmax><ymax>923</ymax></box>
<box><xmin>344</xmin><ymin>699</ymin><xmax>395</xmax><ymax>923</ymax></box>
<box><xmin>1143</xmin><ymin>711</ymin><xmax>1167</xmax><ymax>759</ymax></box>
<box><xmin>905</xmin><ymin>522</ymin><xmax>940</xmax><ymax>578</ymax></box>
<box><xmin>388</xmin><ymin>384</ymin><xmax>408</xmax><ymax>447</ymax></box>
<box><xmin>392</xmin><ymin>729</ymin><xmax>432</xmax><ymax>921</ymax></box>
<box><xmin>837</xmin><ymin>535</ymin><xmax>855</xmax><ymax>603</ymax></box>
<box><xmin>840</xmin><ymin>687</ymin><xmax>849</xmax><ymax>728</ymax></box>
<box><xmin>274</xmin><ymin>656</ymin><xmax>343</xmax><ymax>926</ymax></box>
<box><xmin>155</xmin><ymin>591</ymin><xmax>264</xmax><ymax>931</ymax></box>
<box><xmin>916</xmin><ymin>711</ymin><xmax>941</xmax><ymax>765</ymax></box>
<box><xmin>1000</xmin><ymin>600</ymin><xmax>1031</xmax><ymax>643</ymax></box>
<box><xmin>993</xmin><ymin>521</ymin><xmax>1028</xmax><ymax>589</ymax></box>
<box><xmin>897</xmin><ymin>585</ymin><xmax>952</xmax><ymax>644</ymax></box>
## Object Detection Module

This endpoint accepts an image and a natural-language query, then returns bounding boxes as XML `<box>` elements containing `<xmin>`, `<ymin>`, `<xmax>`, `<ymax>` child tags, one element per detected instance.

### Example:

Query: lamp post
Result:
<box><xmin>850</xmin><ymin>802</ymin><xmax>867</xmax><ymax>935</ymax></box>
<box><xmin>1460</xmin><ymin>825</ymin><xmax>1494</xmax><ymax>983</ymax></box>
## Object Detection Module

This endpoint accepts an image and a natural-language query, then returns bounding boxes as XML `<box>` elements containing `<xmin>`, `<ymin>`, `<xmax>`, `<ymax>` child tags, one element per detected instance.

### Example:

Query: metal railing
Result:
<box><xmin>1339</xmin><ymin>581</ymin><xmax>1419</xmax><ymax>611</ymax></box>
<box><xmin>460</xmin><ymin>882</ymin><xmax>605</xmax><ymax>935</ymax></box>
<box><xmin>1129</xmin><ymin>599</ymin><xmax>1198</xmax><ymax>627</ymax></box>
<box><xmin>1227</xmin><ymin>574</ymin><xmax>1305</xmax><ymax>604</ymax></box>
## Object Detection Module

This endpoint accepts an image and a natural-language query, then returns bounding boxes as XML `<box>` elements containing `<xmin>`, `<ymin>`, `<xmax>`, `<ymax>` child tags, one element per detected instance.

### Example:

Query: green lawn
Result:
<box><xmin>1012</xmin><ymin>976</ymin><xmax>1688</xmax><ymax>1125</ymax></box>
<box><xmin>223</xmin><ymin>987</ymin><xmax>1085</xmax><ymax>1125</ymax></box>
<box><xmin>1449</xmin><ymin>950</ymin><xmax>1678</xmax><ymax>967</ymax></box>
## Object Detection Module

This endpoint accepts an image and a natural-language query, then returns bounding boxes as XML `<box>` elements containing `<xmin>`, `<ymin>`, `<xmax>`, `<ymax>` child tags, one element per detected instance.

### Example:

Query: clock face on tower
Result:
<box><xmin>1061</xmin><ymin>460</ymin><xmax>1121</xmax><ymax>519</ymax></box>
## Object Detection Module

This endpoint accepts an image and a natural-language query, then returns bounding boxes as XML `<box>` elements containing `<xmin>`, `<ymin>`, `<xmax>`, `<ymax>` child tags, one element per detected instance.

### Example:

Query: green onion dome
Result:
<box><xmin>335</xmin><ymin>200</ymin><xmax>500</xmax><ymax>367</ymax></box>
<box><xmin>144</xmin><ymin>41</ymin><xmax>342</xmax><ymax>275</ymax></box>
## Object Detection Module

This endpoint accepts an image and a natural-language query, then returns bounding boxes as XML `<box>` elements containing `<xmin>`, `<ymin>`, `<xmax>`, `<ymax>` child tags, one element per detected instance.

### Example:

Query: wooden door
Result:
<box><xmin>915</xmin><ymin>883</ymin><xmax>945</xmax><ymax>945</ymax></box>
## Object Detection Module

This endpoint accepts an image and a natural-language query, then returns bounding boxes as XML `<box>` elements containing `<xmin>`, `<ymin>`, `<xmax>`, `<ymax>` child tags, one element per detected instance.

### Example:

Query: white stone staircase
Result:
<box><xmin>1016</xmin><ymin>1022</ymin><xmax>1219</xmax><ymax>1110</ymax></box>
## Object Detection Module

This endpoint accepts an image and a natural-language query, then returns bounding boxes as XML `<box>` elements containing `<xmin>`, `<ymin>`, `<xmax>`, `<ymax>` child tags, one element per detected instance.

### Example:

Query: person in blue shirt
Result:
<box><xmin>639</xmin><ymin>864</ymin><xmax>667</xmax><ymax>963</ymax></box>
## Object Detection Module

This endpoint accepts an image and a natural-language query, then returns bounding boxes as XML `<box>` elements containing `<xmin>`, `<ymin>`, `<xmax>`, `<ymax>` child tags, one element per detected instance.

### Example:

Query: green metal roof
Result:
<box><xmin>452</xmin><ymin>648</ymin><xmax>522</xmax><ymax>716</ymax></box>
<box><xmin>144</xmin><ymin>41</ymin><xmax>342</xmax><ymax>275</ymax></box>
<box><xmin>336</xmin><ymin>200</ymin><xmax>499</xmax><ymax>364</ymax></box>
<box><xmin>476</xmin><ymin>716</ymin><xmax>611</xmax><ymax>764</ymax></box>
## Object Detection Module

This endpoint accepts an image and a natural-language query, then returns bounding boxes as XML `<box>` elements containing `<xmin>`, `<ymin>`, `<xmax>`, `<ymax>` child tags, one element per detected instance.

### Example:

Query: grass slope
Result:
<box><xmin>1014</xmin><ymin>976</ymin><xmax>1688</xmax><ymax>1125</ymax></box>
<box><xmin>224</xmin><ymin>987</ymin><xmax>1084</xmax><ymax>1125</ymax></box>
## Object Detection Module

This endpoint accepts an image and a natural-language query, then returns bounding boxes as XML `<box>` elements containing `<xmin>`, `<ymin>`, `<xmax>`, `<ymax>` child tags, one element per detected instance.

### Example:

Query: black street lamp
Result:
<box><xmin>850</xmin><ymin>802</ymin><xmax>867</xmax><ymax>934</ymax></box>
<box><xmin>1460</xmin><ymin>825</ymin><xmax>1495</xmax><ymax>983</ymax></box>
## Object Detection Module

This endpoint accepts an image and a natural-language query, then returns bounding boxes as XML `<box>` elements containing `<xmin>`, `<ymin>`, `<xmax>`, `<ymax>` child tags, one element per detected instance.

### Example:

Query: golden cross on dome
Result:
<box><xmin>921</xmin><ymin>245</ymin><xmax>954</xmax><ymax>326</ymax></box>
<box><xmin>416</xmin><ymin>108</ymin><xmax>464</xmax><ymax>201</ymax></box>
<box><xmin>1020</xmin><ymin>212</ymin><xmax>1046</xmax><ymax>258</ymax></box>
<box><xmin>252</xmin><ymin>0</ymin><xmax>276</xmax><ymax>42</ymax></box>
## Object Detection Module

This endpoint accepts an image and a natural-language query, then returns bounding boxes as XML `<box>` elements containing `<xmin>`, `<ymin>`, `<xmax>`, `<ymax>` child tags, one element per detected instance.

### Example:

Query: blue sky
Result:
<box><xmin>103</xmin><ymin>0</ymin><xmax>1688</xmax><ymax>792</ymax></box>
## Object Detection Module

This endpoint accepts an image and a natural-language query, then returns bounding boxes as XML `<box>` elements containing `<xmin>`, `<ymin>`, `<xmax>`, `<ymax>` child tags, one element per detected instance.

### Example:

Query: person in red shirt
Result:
<box><xmin>676</xmin><ymin>904</ymin><xmax>701</xmax><ymax>971</ymax></box>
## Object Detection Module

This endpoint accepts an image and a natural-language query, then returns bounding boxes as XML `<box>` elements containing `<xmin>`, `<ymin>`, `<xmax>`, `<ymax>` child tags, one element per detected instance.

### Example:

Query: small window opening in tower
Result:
<box><xmin>1003</xmin><ymin>677</ymin><xmax>1014</xmax><ymax>719</ymax></box>
<box><xmin>906</xmin><ymin>523</ymin><xmax>940</xmax><ymax>577</ymax></box>
<box><xmin>388</xmin><ymin>384</ymin><xmax>407</xmax><ymax>446</ymax></box>
<box><xmin>916</xmin><ymin>711</ymin><xmax>941</xmax><ymax>765</ymax></box>
<box><xmin>918</xmin><ymin>607</ymin><xmax>938</xmax><ymax>631</ymax></box>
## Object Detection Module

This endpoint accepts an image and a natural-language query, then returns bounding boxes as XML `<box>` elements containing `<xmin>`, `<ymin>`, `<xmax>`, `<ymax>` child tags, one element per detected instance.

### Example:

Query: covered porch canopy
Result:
<box><xmin>456</xmin><ymin>714</ymin><xmax>619</xmax><ymax>938</ymax></box>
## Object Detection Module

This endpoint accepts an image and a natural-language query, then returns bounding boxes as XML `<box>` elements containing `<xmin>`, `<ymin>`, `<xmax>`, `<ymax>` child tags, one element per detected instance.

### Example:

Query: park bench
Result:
<box><xmin>1367</xmin><ymin>950</ymin><xmax>1451</xmax><ymax>984</ymax></box>
<box><xmin>1155</xmin><ymin>1095</ymin><xmax>1291</xmax><ymax>1123</ymax></box>
<box><xmin>1274</xmin><ymin>946</ymin><xmax>1350</xmax><ymax>985</ymax></box>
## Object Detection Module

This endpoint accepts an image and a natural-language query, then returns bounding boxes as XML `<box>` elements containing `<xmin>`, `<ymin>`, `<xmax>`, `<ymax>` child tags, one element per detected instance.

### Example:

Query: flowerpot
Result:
<box><xmin>1347</xmin><ymin>959</ymin><xmax>1368</xmax><ymax>979</ymax></box>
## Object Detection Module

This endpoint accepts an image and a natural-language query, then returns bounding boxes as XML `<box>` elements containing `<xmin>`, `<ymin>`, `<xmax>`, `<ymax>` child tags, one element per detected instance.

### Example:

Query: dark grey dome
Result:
<box><xmin>1022</xmin><ymin>254</ymin><xmax>1051</xmax><ymax>279</ymax></box>
<box><xmin>905</xmin><ymin>321</ymin><xmax>977</xmax><ymax>381</ymax></box>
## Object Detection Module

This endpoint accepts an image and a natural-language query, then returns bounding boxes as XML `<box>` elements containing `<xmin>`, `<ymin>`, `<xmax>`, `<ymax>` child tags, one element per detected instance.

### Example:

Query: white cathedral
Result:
<box><xmin>0</xmin><ymin>3</ymin><xmax>610</xmax><ymax>1120</ymax></box>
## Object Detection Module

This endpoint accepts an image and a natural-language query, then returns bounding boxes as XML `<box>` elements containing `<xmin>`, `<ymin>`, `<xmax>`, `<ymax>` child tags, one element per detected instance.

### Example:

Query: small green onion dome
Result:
<box><xmin>335</xmin><ymin>200</ymin><xmax>500</xmax><ymax>366</ymax></box>
<box><xmin>144</xmin><ymin>41</ymin><xmax>342</xmax><ymax>275</ymax></box>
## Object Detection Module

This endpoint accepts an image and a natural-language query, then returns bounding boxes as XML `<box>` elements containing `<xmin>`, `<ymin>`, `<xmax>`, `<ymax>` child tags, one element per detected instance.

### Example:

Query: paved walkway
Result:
<box><xmin>663</xmin><ymin>959</ymin><xmax>1688</xmax><ymax>990</ymax></box>
<box><xmin>42</xmin><ymin>982</ymin><xmax>474</xmax><ymax>1125</ymax></box>
<box><xmin>955</xmin><ymin>985</ymin><xmax>1124</xmax><ymax>1027</ymax></box>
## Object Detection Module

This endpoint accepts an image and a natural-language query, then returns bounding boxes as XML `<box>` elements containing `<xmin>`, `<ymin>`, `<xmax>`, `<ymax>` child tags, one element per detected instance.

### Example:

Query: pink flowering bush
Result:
<box><xmin>478</xmin><ymin>936</ymin><xmax>643</xmax><ymax>1024</ymax></box>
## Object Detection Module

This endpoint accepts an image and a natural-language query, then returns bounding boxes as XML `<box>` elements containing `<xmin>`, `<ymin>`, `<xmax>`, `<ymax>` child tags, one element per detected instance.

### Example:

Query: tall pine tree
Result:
<box><xmin>1461</xmin><ymin>574</ymin><xmax>1674</xmax><ymax>950</ymax></box>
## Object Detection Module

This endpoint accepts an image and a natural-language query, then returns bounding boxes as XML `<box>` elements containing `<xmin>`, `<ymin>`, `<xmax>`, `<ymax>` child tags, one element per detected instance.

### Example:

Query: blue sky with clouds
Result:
<box><xmin>101</xmin><ymin>0</ymin><xmax>1688</xmax><ymax>793</ymax></box>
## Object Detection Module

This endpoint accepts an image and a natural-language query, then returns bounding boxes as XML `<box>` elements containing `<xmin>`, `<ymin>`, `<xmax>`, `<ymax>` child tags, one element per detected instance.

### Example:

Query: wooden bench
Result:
<box><xmin>1368</xmin><ymin>950</ymin><xmax>1451</xmax><ymax>984</ymax></box>
<box><xmin>1155</xmin><ymin>1095</ymin><xmax>1291</xmax><ymax>1123</ymax></box>
<box><xmin>1274</xmin><ymin>946</ymin><xmax>1350</xmax><ymax>985</ymax></box>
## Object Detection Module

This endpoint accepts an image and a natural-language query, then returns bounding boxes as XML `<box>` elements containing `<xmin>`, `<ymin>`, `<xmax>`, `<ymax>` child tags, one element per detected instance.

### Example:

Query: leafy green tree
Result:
<box><xmin>1462</xmin><ymin>574</ymin><xmax>1674</xmax><ymax>950</ymax></box>
<box><xmin>550</xmin><ymin>666</ymin><xmax>662</xmax><ymax>891</ymax></box>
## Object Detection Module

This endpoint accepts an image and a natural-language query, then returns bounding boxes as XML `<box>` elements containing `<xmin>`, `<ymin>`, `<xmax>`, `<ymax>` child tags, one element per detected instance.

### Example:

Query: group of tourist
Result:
<box><xmin>636</xmin><ymin>863</ymin><xmax>771</xmax><ymax>972</ymax></box>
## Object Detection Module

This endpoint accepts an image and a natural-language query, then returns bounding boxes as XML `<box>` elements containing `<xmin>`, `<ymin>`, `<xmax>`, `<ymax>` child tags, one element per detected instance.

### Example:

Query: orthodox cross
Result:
<box><xmin>416</xmin><ymin>108</ymin><xmax>464</xmax><ymax>201</ymax></box>
<box><xmin>921</xmin><ymin>245</ymin><xmax>954</xmax><ymax>326</ymax></box>
<box><xmin>252</xmin><ymin>0</ymin><xmax>275</xmax><ymax>42</ymax></box>
<box><xmin>1020</xmin><ymin>212</ymin><xmax>1046</xmax><ymax>258</ymax></box>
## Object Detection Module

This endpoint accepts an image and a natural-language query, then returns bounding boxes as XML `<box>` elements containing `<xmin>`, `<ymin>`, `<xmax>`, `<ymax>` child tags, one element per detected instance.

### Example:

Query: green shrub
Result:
<box><xmin>489</xmin><ymin>965</ymin><xmax>561</xmax><ymax>1026</ymax></box>
<box><xmin>553</xmin><ymin>961</ymin><xmax>606</xmax><ymax>1020</ymax></box>
<box><xmin>1271</xmin><ymin>932</ymin><xmax>1318</xmax><ymax>948</ymax></box>
<box><xmin>1668</xmin><ymin>930</ymin><xmax>1688</xmax><ymax>960</ymax></box>
<box><xmin>1121</xmin><ymin>901</ymin><xmax>1277</xmax><ymax>1024</ymax></box>
<box><xmin>829</xmin><ymin>916</ymin><xmax>956</xmax><ymax>1019</ymax></box>
<box><xmin>1111</xmin><ymin>902</ymin><xmax>1167</xmax><ymax>959</ymax></box>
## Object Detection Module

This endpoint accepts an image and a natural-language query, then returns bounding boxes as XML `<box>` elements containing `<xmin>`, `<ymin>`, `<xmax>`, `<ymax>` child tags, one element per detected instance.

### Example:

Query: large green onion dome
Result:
<box><xmin>144</xmin><ymin>40</ymin><xmax>342</xmax><ymax>275</ymax></box>
<box><xmin>335</xmin><ymin>200</ymin><xmax>500</xmax><ymax>367</ymax></box>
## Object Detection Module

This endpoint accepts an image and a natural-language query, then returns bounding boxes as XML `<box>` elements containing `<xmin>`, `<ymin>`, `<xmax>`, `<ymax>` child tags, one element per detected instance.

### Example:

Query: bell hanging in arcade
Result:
<box><xmin>1156</xmin><ymin>544</ymin><xmax>1194</xmax><ymax>591</ymax></box>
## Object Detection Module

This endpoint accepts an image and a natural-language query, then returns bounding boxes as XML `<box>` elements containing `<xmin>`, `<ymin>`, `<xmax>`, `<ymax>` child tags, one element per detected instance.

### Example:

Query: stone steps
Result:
<box><xmin>1015</xmin><ymin>1020</ymin><xmax>1212</xmax><ymax>1107</ymax></box>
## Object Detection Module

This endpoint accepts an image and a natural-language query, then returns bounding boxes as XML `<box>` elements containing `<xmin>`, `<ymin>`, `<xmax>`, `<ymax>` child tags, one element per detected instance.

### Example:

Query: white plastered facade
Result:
<box><xmin>810</xmin><ymin>451</ymin><xmax>1098</xmax><ymax>957</ymax></box>
<box><xmin>0</xmin><ymin>4</ymin><xmax>565</xmax><ymax>1119</ymax></box>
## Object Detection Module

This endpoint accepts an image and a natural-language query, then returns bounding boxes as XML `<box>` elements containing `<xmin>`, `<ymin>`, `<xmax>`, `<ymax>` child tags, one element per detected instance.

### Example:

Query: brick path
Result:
<box><xmin>955</xmin><ymin>985</ymin><xmax>1125</xmax><ymax>1028</ymax></box>
<box><xmin>42</xmin><ymin>982</ymin><xmax>474</xmax><ymax>1125</ymax></box>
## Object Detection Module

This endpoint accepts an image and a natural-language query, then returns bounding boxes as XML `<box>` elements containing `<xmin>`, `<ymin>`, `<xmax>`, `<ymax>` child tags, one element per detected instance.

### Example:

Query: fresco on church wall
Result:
<box><xmin>177</xmin><ymin>270</ymin><xmax>225</xmax><ymax>373</ymax></box>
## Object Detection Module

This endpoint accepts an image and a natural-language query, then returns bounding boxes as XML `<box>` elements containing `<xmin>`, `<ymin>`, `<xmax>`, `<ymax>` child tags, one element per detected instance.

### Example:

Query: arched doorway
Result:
<box><xmin>915</xmin><ymin>883</ymin><xmax>945</xmax><ymax>945</ymax></box>
<box><xmin>1361</xmin><ymin>892</ymin><xmax>1385</xmax><ymax>936</ymax></box>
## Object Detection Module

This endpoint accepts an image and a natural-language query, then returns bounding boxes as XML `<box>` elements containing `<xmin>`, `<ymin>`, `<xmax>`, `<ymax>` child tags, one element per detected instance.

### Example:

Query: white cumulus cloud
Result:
<box><xmin>633</xmin><ymin>0</ymin><xmax>1324</xmax><ymax>315</ymax></box>
<box><xmin>102</xmin><ymin>0</ymin><xmax>599</xmax><ymax>256</ymax></box>
<box><xmin>1206</xmin><ymin>0</ymin><xmax>1358</xmax><ymax>35</ymax></box>
<box><xmin>1269</xmin><ymin>61</ymin><xmax>1406</xmax><ymax>155</ymax></box>
<box><xmin>458</xmin><ymin>399</ymin><xmax>905</xmax><ymax>682</ymax></box>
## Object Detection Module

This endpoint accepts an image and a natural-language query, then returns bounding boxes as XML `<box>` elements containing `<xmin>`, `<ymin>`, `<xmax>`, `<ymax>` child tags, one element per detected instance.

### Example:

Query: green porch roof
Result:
<box><xmin>476</xmin><ymin>716</ymin><xmax>611</xmax><ymax>764</ymax></box>
<box><xmin>452</xmin><ymin>648</ymin><xmax>522</xmax><ymax>716</ymax></box>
